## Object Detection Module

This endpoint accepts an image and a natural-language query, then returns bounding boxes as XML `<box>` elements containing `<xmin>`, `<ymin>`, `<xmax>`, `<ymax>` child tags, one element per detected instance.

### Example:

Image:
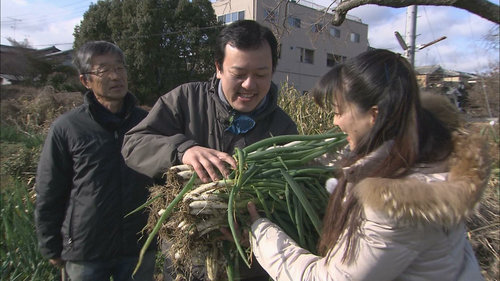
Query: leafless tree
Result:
<box><xmin>328</xmin><ymin>0</ymin><xmax>499</xmax><ymax>26</ymax></box>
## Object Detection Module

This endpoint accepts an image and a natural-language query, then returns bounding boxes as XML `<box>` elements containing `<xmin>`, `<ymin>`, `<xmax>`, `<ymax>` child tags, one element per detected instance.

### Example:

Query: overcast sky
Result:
<box><xmin>1</xmin><ymin>0</ymin><xmax>498</xmax><ymax>74</ymax></box>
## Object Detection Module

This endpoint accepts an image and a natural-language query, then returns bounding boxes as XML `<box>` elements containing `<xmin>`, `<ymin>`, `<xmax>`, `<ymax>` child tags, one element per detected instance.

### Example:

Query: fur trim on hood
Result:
<box><xmin>420</xmin><ymin>92</ymin><xmax>465</xmax><ymax>131</ymax></box>
<box><xmin>354</xmin><ymin>133</ymin><xmax>490</xmax><ymax>226</ymax></box>
<box><xmin>352</xmin><ymin>94</ymin><xmax>490</xmax><ymax>226</ymax></box>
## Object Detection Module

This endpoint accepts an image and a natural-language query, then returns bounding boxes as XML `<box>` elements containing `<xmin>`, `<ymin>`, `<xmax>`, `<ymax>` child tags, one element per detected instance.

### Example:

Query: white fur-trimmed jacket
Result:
<box><xmin>251</xmin><ymin>129</ymin><xmax>490</xmax><ymax>280</ymax></box>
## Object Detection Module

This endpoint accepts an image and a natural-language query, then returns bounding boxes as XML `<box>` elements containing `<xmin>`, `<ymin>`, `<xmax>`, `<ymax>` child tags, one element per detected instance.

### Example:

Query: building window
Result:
<box><xmin>265</xmin><ymin>9</ymin><xmax>278</xmax><ymax>23</ymax></box>
<box><xmin>326</xmin><ymin>53</ymin><xmax>335</xmax><ymax>67</ymax></box>
<box><xmin>311</xmin><ymin>23</ymin><xmax>323</xmax><ymax>33</ymax></box>
<box><xmin>327</xmin><ymin>53</ymin><xmax>346</xmax><ymax>67</ymax></box>
<box><xmin>330</xmin><ymin>27</ymin><xmax>340</xmax><ymax>38</ymax></box>
<box><xmin>218</xmin><ymin>11</ymin><xmax>245</xmax><ymax>24</ymax></box>
<box><xmin>299</xmin><ymin>47</ymin><xmax>314</xmax><ymax>64</ymax></box>
<box><xmin>288</xmin><ymin>17</ymin><xmax>301</xmax><ymax>28</ymax></box>
<box><xmin>350</xmin><ymin>32</ymin><xmax>360</xmax><ymax>43</ymax></box>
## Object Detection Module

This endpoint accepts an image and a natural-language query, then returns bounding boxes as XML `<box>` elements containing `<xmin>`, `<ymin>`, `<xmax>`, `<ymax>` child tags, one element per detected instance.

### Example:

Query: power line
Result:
<box><xmin>1</xmin><ymin>1</ymin><xmax>92</xmax><ymax>29</ymax></box>
<box><xmin>3</xmin><ymin>17</ymin><xmax>22</xmax><ymax>38</ymax></box>
<box><xmin>421</xmin><ymin>7</ymin><xmax>444</xmax><ymax>67</ymax></box>
<box><xmin>466</xmin><ymin>9</ymin><xmax>492</xmax><ymax>74</ymax></box>
<box><xmin>2</xmin><ymin>24</ymin><xmax>222</xmax><ymax>50</ymax></box>
<box><xmin>3</xmin><ymin>0</ymin><xmax>92</xmax><ymax>20</ymax></box>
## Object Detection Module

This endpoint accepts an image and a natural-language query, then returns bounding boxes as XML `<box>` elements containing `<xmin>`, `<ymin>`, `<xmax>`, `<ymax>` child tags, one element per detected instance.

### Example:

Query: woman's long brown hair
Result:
<box><xmin>312</xmin><ymin>49</ymin><xmax>453</xmax><ymax>262</ymax></box>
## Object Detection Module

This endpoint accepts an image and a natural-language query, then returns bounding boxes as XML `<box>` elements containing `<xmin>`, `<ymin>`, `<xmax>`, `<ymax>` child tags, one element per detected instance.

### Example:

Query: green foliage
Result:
<box><xmin>26</xmin><ymin>56</ymin><xmax>54</xmax><ymax>87</ymax></box>
<box><xmin>72</xmin><ymin>1</ymin><xmax>114</xmax><ymax>45</ymax></box>
<box><xmin>0</xmin><ymin>142</ymin><xmax>41</xmax><ymax>184</ymax></box>
<box><xmin>47</xmin><ymin>65</ymin><xmax>85</xmax><ymax>93</ymax></box>
<box><xmin>0</xmin><ymin>126</ymin><xmax>44</xmax><ymax>149</ymax></box>
<box><xmin>0</xmin><ymin>180</ymin><xmax>58</xmax><ymax>280</ymax></box>
<box><xmin>480</xmin><ymin>121</ymin><xmax>499</xmax><ymax>144</ymax></box>
<box><xmin>73</xmin><ymin>0</ymin><xmax>221</xmax><ymax>105</ymax></box>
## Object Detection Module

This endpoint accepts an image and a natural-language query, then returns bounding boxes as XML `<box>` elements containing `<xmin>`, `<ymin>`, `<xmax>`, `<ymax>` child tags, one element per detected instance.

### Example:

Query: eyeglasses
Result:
<box><xmin>83</xmin><ymin>65</ymin><xmax>127</xmax><ymax>78</ymax></box>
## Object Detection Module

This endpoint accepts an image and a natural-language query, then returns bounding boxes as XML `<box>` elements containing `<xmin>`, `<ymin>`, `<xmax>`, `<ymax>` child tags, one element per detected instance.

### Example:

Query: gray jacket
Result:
<box><xmin>122</xmin><ymin>76</ymin><xmax>298</xmax><ymax>178</ymax></box>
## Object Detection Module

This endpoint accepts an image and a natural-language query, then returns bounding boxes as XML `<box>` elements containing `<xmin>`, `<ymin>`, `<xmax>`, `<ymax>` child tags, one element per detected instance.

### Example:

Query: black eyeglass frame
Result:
<box><xmin>82</xmin><ymin>65</ymin><xmax>127</xmax><ymax>78</ymax></box>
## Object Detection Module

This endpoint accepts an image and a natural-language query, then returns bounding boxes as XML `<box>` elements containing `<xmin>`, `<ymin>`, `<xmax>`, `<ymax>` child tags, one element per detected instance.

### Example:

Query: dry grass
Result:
<box><xmin>465</xmin><ymin>121</ymin><xmax>499</xmax><ymax>281</ymax></box>
<box><xmin>146</xmin><ymin>170</ymin><xmax>228</xmax><ymax>281</ymax></box>
<box><xmin>1</xmin><ymin>84</ymin><xmax>498</xmax><ymax>280</ymax></box>
<box><xmin>277</xmin><ymin>81</ymin><xmax>336</xmax><ymax>135</ymax></box>
<box><xmin>467</xmin><ymin>179</ymin><xmax>499</xmax><ymax>280</ymax></box>
<box><xmin>1</xmin><ymin>85</ymin><xmax>83</xmax><ymax>135</ymax></box>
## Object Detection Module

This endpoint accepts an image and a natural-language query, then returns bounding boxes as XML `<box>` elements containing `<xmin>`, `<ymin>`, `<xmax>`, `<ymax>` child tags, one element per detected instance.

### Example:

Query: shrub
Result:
<box><xmin>278</xmin><ymin>81</ymin><xmax>336</xmax><ymax>135</ymax></box>
<box><xmin>0</xmin><ymin>125</ymin><xmax>44</xmax><ymax>148</ymax></box>
<box><xmin>1</xmin><ymin>86</ymin><xmax>83</xmax><ymax>136</ymax></box>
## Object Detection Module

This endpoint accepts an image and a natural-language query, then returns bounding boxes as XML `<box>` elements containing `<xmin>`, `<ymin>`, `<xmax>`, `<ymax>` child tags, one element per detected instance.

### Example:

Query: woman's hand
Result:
<box><xmin>219</xmin><ymin>201</ymin><xmax>262</xmax><ymax>246</ymax></box>
<box><xmin>247</xmin><ymin>201</ymin><xmax>261</xmax><ymax>223</ymax></box>
<box><xmin>219</xmin><ymin>225</ymin><xmax>250</xmax><ymax>247</ymax></box>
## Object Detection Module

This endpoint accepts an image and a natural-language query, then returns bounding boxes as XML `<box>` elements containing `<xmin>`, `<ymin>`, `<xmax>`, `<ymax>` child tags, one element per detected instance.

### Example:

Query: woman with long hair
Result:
<box><xmin>247</xmin><ymin>49</ymin><xmax>489</xmax><ymax>280</ymax></box>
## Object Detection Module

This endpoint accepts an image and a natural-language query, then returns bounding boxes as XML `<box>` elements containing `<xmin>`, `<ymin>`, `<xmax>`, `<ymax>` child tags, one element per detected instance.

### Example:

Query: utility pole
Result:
<box><xmin>406</xmin><ymin>5</ymin><xmax>418</xmax><ymax>66</ymax></box>
<box><xmin>394</xmin><ymin>6</ymin><xmax>446</xmax><ymax>68</ymax></box>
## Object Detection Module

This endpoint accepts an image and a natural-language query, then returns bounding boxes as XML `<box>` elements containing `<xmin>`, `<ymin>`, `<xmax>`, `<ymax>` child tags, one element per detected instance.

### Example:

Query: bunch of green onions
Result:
<box><xmin>129</xmin><ymin>132</ymin><xmax>347</xmax><ymax>278</ymax></box>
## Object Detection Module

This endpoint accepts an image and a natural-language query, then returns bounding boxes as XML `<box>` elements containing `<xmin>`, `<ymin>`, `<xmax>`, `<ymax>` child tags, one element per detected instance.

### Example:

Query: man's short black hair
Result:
<box><xmin>215</xmin><ymin>20</ymin><xmax>278</xmax><ymax>72</ymax></box>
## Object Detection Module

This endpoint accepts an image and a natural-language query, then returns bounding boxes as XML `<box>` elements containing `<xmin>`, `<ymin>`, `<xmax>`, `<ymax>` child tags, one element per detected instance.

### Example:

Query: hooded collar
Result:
<box><xmin>352</xmin><ymin>132</ymin><xmax>490</xmax><ymax>226</ymax></box>
<box><xmin>342</xmin><ymin>140</ymin><xmax>394</xmax><ymax>183</ymax></box>
<box><xmin>84</xmin><ymin>91</ymin><xmax>137</xmax><ymax>131</ymax></box>
<box><xmin>344</xmin><ymin>93</ymin><xmax>490</xmax><ymax>226</ymax></box>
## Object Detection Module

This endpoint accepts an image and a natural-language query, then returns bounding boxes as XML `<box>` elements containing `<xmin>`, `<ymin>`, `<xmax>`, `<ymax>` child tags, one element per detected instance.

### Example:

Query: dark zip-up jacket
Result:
<box><xmin>35</xmin><ymin>92</ymin><xmax>153</xmax><ymax>261</ymax></box>
<box><xmin>122</xmin><ymin>76</ymin><xmax>298</xmax><ymax>178</ymax></box>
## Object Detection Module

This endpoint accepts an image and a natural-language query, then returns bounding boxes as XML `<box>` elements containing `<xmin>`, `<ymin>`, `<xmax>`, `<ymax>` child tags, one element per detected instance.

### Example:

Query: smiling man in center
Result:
<box><xmin>122</xmin><ymin>19</ymin><xmax>297</xmax><ymax>183</ymax></box>
<box><xmin>121</xmin><ymin>20</ymin><xmax>297</xmax><ymax>280</ymax></box>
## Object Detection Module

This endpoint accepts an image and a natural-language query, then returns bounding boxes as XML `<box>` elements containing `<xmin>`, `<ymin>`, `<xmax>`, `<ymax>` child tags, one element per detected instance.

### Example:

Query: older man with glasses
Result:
<box><xmin>35</xmin><ymin>41</ymin><xmax>156</xmax><ymax>281</ymax></box>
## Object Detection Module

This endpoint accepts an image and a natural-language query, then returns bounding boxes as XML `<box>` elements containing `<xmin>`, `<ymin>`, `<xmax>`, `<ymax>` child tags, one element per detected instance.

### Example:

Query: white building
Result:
<box><xmin>212</xmin><ymin>0</ymin><xmax>369</xmax><ymax>93</ymax></box>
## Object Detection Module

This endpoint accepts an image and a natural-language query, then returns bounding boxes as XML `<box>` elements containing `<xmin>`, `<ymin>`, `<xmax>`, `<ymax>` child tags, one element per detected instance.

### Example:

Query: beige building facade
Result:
<box><xmin>212</xmin><ymin>0</ymin><xmax>369</xmax><ymax>93</ymax></box>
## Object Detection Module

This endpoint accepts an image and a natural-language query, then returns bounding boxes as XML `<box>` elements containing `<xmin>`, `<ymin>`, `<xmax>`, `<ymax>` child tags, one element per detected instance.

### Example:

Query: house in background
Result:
<box><xmin>212</xmin><ymin>0</ymin><xmax>369</xmax><ymax>93</ymax></box>
<box><xmin>1</xmin><ymin>45</ymin><xmax>34</xmax><ymax>85</ymax></box>
<box><xmin>44</xmin><ymin>49</ymin><xmax>74</xmax><ymax>67</ymax></box>
<box><xmin>415</xmin><ymin>65</ymin><xmax>478</xmax><ymax>89</ymax></box>
<box><xmin>415</xmin><ymin>65</ymin><xmax>479</xmax><ymax>111</ymax></box>
<box><xmin>0</xmin><ymin>44</ymin><xmax>73</xmax><ymax>85</ymax></box>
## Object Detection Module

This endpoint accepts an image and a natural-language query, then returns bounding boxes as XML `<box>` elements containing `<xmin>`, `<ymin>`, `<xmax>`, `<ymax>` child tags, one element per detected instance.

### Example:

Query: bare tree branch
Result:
<box><xmin>331</xmin><ymin>0</ymin><xmax>499</xmax><ymax>25</ymax></box>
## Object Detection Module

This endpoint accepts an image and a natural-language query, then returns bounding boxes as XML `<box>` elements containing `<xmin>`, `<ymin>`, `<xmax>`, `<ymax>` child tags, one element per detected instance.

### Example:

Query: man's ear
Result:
<box><xmin>79</xmin><ymin>75</ymin><xmax>90</xmax><ymax>89</ymax></box>
<box><xmin>370</xmin><ymin>105</ymin><xmax>378</xmax><ymax>125</ymax></box>
<box><xmin>215</xmin><ymin>62</ymin><xmax>222</xmax><ymax>79</ymax></box>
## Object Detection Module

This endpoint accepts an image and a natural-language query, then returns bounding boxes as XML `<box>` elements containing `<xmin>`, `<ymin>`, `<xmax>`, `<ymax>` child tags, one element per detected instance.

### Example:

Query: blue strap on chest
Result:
<box><xmin>225</xmin><ymin>115</ymin><xmax>256</xmax><ymax>135</ymax></box>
